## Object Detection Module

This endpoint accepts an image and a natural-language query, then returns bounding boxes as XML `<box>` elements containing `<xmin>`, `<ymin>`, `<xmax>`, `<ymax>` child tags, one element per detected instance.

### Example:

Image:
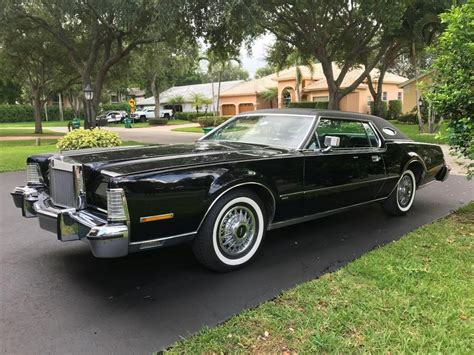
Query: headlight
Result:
<box><xmin>107</xmin><ymin>188</ymin><xmax>129</xmax><ymax>222</ymax></box>
<box><xmin>26</xmin><ymin>163</ymin><xmax>43</xmax><ymax>185</ymax></box>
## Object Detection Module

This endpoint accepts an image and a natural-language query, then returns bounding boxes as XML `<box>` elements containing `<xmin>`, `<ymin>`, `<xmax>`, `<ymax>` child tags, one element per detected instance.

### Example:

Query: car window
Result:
<box><xmin>362</xmin><ymin>122</ymin><xmax>381</xmax><ymax>147</ymax></box>
<box><xmin>316</xmin><ymin>118</ymin><xmax>371</xmax><ymax>149</ymax></box>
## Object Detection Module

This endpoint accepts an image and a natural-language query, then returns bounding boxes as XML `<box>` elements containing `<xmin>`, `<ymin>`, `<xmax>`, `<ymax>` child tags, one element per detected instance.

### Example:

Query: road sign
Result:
<box><xmin>129</xmin><ymin>98</ymin><xmax>136</xmax><ymax>113</ymax></box>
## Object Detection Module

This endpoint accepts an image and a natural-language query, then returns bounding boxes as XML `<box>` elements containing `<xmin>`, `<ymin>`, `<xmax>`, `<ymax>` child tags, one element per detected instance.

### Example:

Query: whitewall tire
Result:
<box><xmin>192</xmin><ymin>189</ymin><xmax>266</xmax><ymax>272</ymax></box>
<box><xmin>382</xmin><ymin>170</ymin><xmax>417</xmax><ymax>216</ymax></box>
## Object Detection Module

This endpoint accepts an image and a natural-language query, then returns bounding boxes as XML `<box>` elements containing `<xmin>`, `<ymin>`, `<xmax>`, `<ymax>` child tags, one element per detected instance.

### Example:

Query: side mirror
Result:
<box><xmin>321</xmin><ymin>135</ymin><xmax>340</xmax><ymax>152</ymax></box>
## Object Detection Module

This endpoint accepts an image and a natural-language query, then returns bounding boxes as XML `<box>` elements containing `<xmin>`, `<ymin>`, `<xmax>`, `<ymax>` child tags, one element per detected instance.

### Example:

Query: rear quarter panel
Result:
<box><xmin>378</xmin><ymin>141</ymin><xmax>445</xmax><ymax>197</ymax></box>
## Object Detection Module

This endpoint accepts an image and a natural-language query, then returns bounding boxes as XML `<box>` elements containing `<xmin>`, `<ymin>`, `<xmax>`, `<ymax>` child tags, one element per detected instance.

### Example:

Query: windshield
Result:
<box><xmin>202</xmin><ymin>114</ymin><xmax>314</xmax><ymax>149</ymax></box>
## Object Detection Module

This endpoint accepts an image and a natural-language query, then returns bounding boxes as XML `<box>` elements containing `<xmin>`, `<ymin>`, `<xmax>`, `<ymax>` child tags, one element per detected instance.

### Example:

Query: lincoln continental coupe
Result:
<box><xmin>11</xmin><ymin>109</ymin><xmax>449</xmax><ymax>271</ymax></box>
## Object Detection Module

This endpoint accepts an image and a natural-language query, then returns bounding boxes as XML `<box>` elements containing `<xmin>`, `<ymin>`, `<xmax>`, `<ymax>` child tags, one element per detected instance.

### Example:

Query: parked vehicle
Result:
<box><xmin>11</xmin><ymin>109</ymin><xmax>449</xmax><ymax>271</ymax></box>
<box><xmin>96</xmin><ymin>110</ymin><xmax>127</xmax><ymax>124</ymax></box>
<box><xmin>130</xmin><ymin>107</ymin><xmax>173</xmax><ymax>122</ymax></box>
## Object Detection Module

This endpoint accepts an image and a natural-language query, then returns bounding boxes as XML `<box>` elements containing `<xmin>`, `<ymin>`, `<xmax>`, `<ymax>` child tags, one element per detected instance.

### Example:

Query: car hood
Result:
<box><xmin>59</xmin><ymin>141</ymin><xmax>293</xmax><ymax>176</ymax></box>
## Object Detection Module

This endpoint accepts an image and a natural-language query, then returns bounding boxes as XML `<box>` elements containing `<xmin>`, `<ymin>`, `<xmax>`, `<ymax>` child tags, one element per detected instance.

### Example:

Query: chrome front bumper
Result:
<box><xmin>11</xmin><ymin>186</ymin><xmax>129</xmax><ymax>258</ymax></box>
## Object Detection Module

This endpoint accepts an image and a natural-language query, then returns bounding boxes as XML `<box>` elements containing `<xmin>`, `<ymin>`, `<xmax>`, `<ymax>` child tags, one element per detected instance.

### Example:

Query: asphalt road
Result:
<box><xmin>0</xmin><ymin>171</ymin><xmax>472</xmax><ymax>354</ymax></box>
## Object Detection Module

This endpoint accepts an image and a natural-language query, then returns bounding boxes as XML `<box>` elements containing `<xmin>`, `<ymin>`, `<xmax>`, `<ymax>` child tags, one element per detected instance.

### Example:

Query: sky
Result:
<box><xmin>239</xmin><ymin>33</ymin><xmax>275</xmax><ymax>78</ymax></box>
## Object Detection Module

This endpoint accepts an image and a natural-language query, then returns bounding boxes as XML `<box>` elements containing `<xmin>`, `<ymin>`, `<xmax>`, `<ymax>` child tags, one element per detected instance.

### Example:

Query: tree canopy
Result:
<box><xmin>426</xmin><ymin>3</ymin><xmax>473</xmax><ymax>176</ymax></box>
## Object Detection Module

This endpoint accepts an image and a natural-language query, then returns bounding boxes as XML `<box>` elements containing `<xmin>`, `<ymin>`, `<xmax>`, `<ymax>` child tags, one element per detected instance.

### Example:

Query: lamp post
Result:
<box><xmin>83</xmin><ymin>84</ymin><xmax>94</xmax><ymax>128</ymax></box>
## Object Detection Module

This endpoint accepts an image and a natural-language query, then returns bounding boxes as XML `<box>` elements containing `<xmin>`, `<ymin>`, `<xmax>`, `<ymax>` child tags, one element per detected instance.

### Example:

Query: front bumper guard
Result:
<box><xmin>11</xmin><ymin>186</ymin><xmax>129</xmax><ymax>258</ymax></box>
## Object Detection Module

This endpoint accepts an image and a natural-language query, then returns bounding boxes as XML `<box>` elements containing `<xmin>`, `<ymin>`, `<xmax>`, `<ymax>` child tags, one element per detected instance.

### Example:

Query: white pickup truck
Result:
<box><xmin>130</xmin><ymin>106</ymin><xmax>173</xmax><ymax>122</ymax></box>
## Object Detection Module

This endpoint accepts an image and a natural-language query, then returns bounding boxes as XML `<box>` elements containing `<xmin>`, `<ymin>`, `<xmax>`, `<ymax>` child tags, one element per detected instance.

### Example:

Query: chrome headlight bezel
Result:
<box><xmin>107</xmin><ymin>188</ymin><xmax>129</xmax><ymax>223</ymax></box>
<box><xmin>26</xmin><ymin>163</ymin><xmax>44</xmax><ymax>186</ymax></box>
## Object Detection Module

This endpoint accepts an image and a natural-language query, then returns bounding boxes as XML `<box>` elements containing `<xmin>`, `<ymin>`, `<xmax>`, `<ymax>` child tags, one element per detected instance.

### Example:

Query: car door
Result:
<box><xmin>303</xmin><ymin>117</ymin><xmax>386</xmax><ymax>215</ymax></box>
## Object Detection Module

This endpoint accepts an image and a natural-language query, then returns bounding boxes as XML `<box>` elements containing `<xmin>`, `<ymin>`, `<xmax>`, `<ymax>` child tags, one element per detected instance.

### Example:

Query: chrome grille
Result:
<box><xmin>50</xmin><ymin>166</ymin><xmax>75</xmax><ymax>208</ymax></box>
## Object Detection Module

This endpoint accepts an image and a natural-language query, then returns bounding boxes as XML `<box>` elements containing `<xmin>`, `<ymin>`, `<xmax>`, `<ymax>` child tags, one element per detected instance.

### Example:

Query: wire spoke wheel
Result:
<box><xmin>397</xmin><ymin>174</ymin><xmax>414</xmax><ymax>207</ymax></box>
<box><xmin>218</xmin><ymin>205</ymin><xmax>256</xmax><ymax>256</ymax></box>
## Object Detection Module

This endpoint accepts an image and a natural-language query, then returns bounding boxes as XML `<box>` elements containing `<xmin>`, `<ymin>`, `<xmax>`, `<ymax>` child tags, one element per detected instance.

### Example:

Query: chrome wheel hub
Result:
<box><xmin>398</xmin><ymin>175</ymin><xmax>413</xmax><ymax>207</ymax></box>
<box><xmin>218</xmin><ymin>206</ymin><xmax>256</xmax><ymax>256</ymax></box>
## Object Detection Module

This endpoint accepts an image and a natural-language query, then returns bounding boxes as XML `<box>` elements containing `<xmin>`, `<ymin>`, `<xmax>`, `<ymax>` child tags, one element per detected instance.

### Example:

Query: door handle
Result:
<box><xmin>372</xmin><ymin>155</ymin><xmax>381</xmax><ymax>162</ymax></box>
<box><xmin>353</xmin><ymin>155</ymin><xmax>359</xmax><ymax>159</ymax></box>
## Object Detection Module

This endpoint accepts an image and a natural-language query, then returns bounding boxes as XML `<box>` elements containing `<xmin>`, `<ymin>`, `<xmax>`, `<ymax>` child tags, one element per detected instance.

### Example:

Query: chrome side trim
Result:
<box><xmin>280</xmin><ymin>176</ymin><xmax>393</xmax><ymax>198</ymax></box>
<box><xmin>197</xmin><ymin>182</ymin><xmax>277</xmax><ymax>232</ymax></box>
<box><xmin>268</xmin><ymin>197</ymin><xmax>387</xmax><ymax>230</ymax></box>
<box><xmin>128</xmin><ymin>232</ymin><xmax>196</xmax><ymax>246</ymax></box>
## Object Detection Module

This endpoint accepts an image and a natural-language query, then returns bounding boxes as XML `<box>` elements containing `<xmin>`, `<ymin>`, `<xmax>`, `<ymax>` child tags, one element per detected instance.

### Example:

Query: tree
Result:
<box><xmin>168</xmin><ymin>95</ymin><xmax>185</xmax><ymax>112</ymax></box>
<box><xmin>200</xmin><ymin>50</ymin><xmax>242</xmax><ymax>115</ymax></box>
<box><xmin>0</xmin><ymin>17</ymin><xmax>73</xmax><ymax>133</ymax></box>
<box><xmin>8</xmin><ymin>0</ymin><xmax>192</xmax><ymax>128</ymax></box>
<box><xmin>258</xmin><ymin>87</ymin><xmax>278</xmax><ymax>108</ymax></box>
<box><xmin>0</xmin><ymin>79</ymin><xmax>22</xmax><ymax>104</ymax></box>
<box><xmin>138</xmin><ymin>42</ymin><xmax>197</xmax><ymax>119</ymax></box>
<box><xmin>198</xmin><ymin>1</ymin><xmax>408</xmax><ymax>110</ymax></box>
<box><xmin>190</xmin><ymin>93</ymin><xmax>211</xmax><ymax>116</ymax></box>
<box><xmin>426</xmin><ymin>3</ymin><xmax>473</xmax><ymax>176</ymax></box>
<box><xmin>255</xmin><ymin>65</ymin><xmax>276</xmax><ymax>78</ymax></box>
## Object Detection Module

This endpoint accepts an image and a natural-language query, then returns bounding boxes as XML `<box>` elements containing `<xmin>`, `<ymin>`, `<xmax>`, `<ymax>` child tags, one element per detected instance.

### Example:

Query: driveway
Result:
<box><xmin>0</xmin><ymin>171</ymin><xmax>472</xmax><ymax>354</ymax></box>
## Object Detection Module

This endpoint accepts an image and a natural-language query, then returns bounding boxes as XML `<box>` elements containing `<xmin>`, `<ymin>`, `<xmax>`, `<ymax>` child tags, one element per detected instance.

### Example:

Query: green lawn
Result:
<box><xmin>171</xmin><ymin>126</ymin><xmax>203</xmax><ymax>133</ymax></box>
<box><xmin>0</xmin><ymin>120</ymin><xmax>84</xmax><ymax>128</ymax></box>
<box><xmin>0</xmin><ymin>128</ymin><xmax>64</xmax><ymax>137</ymax></box>
<box><xmin>392</xmin><ymin>121</ymin><xmax>448</xmax><ymax>144</ymax></box>
<box><xmin>0</xmin><ymin>139</ymin><xmax>142</xmax><ymax>173</ymax></box>
<box><xmin>169</xmin><ymin>203</ymin><xmax>474</xmax><ymax>353</ymax></box>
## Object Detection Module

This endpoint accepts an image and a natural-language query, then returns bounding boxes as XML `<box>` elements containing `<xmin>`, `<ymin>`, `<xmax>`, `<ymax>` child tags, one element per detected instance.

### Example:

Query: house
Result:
<box><xmin>218</xmin><ymin>75</ymin><xmax>278</xmax><ymax>115</ymax></box>
<box><xmin>218</xmin><ymin>63</ymin><xmax>407</xmax><ymax>115</ymax></box>
<box><xmin>398</xmin><ymin>72</ymin><xmax>432</xmax><ymax>113</ymax></box>
<box><xmin>136</xmin><ymin>80</ymin><xmax>243</xmax><ymax>113</ymax></box>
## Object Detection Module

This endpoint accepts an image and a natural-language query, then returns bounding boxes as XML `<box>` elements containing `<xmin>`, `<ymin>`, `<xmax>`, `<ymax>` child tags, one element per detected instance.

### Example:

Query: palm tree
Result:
<box><xmin>168</xmin><ymin>95</ymin><xmax>185</xmax><ymax>114</ymax></box>
<box><xmin>258</xmin><ymin>87</ymin><xmax>278</xmax><ymax>108</ymax></box>
<box><xmin>200</xmin><ymin>51</ymin><xmax>241</xmax><ymax>115</ymax></box>
<box><xmin>190</xmin><ymin>92</ymin><xmax>212</xmax><ymax>116</ymax></box>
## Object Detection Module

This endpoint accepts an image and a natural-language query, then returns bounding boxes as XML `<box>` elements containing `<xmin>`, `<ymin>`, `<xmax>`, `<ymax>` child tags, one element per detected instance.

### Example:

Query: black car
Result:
<box><xmin>11</xmin><ymin>109</ymin><xmax>449</xmax><ymax>271</ymax></box>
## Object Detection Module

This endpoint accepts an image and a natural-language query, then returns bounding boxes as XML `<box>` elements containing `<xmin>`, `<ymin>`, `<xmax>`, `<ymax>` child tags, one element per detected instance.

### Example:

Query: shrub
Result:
<box><xmin>388</xmin><ymin>100</ymin><xmax>402</xmax><ymax>120</ymax></box>
<box><xmin>148</xmin><ymin>118</ymin><xmax>168</xmax><ymax>125</ymax></box>
<box><xmin>198</xmin><ymin>116</ymin><xmax>215</xmax><ymax>127</ymax></box>
<box><xmin>398</xmin><ymin>113</ymin><xmax>418</xmax><ymax>124</ymax></box>
<box><xmin>175</xmin><ymin>112</ymin><xmax>201</xmax><ymax>122</ymax></box>
<box><xmin>56</xmin><ymin>128</ymin><xmax>122</xmax><ymax>150</ymax></box>
<box><xmin>197</xmin><ymin>116</ymin><xmax>231</xmax><ymax>127</ymax></box>
<box><xmin>101</xmin><ymin>103</ymin><xmax>130</xmax><ymax>112</ymax></box>
<box><xmin>369</xmin><ymin>101</ymin><xmax>388</xmax><ymax>119</ymax></box>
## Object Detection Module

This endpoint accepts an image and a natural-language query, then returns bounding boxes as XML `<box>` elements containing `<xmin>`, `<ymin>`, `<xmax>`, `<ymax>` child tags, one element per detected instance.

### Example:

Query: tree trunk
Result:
<box><xmin>327</xmin><ymin>89</ymin><xmax>341</xmax><ymax>110</ymax></box>
<box><xmin>367</xmin><ymin>67</ymin><xmax>386</xmax><ymax>117</ymax></box>
<box><xmin>58</xmin><ymin>92</ymin><xmax>64</xmax><ymax>121</ymax></box>
<box><xmin>412</xmin><ymin>42</ymin><xmax>424</xmax><ymax>133</ymax></box>
<box><xmin>295</xmin><ymin>66</ymin><xmax>302</xmax><ymax>102</ymax></box>
<box><xmin>217</xmin><ymin>71</ymin><xmax>222</xmax><ymax>116</ymax></box>
<box><xmin>151</xmin><ymin>75</ymin><xmax>161</xmax><ymax>119</ymax></box>
<box><xmin>32</xmin><ymin>89</ymin><xmax>43</xmax><ymax>134</ymax></box>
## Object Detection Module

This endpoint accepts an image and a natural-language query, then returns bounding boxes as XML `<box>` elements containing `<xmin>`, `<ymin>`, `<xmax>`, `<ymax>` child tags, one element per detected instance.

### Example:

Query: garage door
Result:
<box><xmin>221</xmin><ymin>104</ymin><xmax>236</xmax><ymax>116</ymax></box>
<box><xmin>238</xmin><ymin>103</ymin><xmax>254</xmax><ymax>113</ymax></box>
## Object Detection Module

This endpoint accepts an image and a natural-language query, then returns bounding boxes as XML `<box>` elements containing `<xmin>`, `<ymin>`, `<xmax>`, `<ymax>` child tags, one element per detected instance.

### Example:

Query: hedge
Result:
<box><xmin>175</xmin><ymin>112</ymin><xmax>201</xmax><ymax>122</ymax></box>
<box><xmin>197</xmin><ymin>116</ymin><xmax>231</xmax><ymax>127</ymax></box>
<box><xmin>0</xmin><ymin>104</ymin><xmax>83</xmax><ymax>123</ymax></box>
<box><xmin>148</xmin><ymin>118</ymin><xmax>168</xmax><ymax>125</ymax></box>
<box><xmin>101</xmin><ymin>103</ymin><xmax>130</xmax><ymax>112</ymax></box>
<box><xmin>288</xmin><ymin>101</ymin><xmax>329</xmax><ymax>109</ymax></box>
<box><xmin>398</xmin><ymin>113</ymin><xmax>418</xmax><ymax>124</ymax></box>
<box><xmin>388</xmin><ymin>100</ymin><xmax>402</xmax><ymax>120</ymax></box>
